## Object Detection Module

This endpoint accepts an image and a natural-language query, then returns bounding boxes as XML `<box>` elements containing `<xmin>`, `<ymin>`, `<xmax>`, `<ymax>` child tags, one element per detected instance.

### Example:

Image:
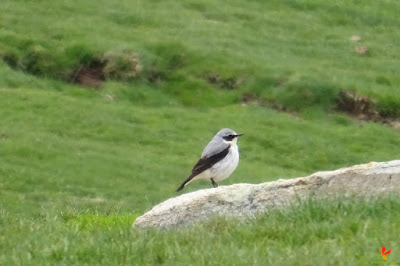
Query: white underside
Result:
<box><xmin>192</xmin><ymin>145</ymin><xmax>239</xmax><ymax>183</ymax></box>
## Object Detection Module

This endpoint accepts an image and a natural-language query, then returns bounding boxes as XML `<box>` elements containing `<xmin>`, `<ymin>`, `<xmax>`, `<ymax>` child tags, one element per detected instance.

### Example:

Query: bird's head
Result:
<box><xmin>217</xmin><ymin>128</ymin><xmax>243</xmax><ymax>145</ymax></box>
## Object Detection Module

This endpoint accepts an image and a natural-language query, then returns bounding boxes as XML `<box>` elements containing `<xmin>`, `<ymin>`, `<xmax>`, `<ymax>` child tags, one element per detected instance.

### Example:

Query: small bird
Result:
<box><xmin>176</xmin><ymin>128</ymin><xmax>243</xmax><ymax>192</ymax></box>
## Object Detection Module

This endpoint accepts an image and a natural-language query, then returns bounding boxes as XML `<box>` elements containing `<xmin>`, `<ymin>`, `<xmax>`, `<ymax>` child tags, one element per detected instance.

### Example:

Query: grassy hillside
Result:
<box><xmin>2</xmin><ymin>0</ymin><xmax>400</xmax><ymax>113</ymax></box>
<box><xmin>1</xmin><ymin>0</ymin><xmax>400</xmax><ymax>265</ymax></box>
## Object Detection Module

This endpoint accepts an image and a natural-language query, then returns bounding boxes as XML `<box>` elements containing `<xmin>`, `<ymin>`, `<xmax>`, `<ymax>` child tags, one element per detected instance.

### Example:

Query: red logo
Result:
<box><xmin>379</xmin><ymin>245</ymin><xmax>392</xmax><ymax>260</ymax></box>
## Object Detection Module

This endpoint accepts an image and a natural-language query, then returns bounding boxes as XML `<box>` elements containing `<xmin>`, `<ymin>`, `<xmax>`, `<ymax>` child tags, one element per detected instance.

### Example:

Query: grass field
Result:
<box><xmin>2</xmin><ymin>197</ymin><xmax>400</xmax><ymax>265</ymax></box>
<box><xmin>1</xmin><ymin>0</ymin><xmax>400</xmax><ymax>265</ymax></box>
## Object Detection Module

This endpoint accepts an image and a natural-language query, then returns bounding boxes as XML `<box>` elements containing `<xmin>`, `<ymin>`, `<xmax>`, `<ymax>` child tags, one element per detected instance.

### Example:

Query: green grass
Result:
<box><xmin>1</xmin><ymin>197</ymin><xmax>399</xmax><ymax>265</ymax></box>
<box><xmin>1</xmin><ymin>87</ymin><xmax>399</xmax><ymax>265</ymax></box>
<box><xmin>2</xmin><ymin>0</ymin><xmax>400</xmax><ymax>113</ymax></box>
<box><xmin>1</xmin><ymin>0</ymin><xmax>400</xmax><ymax>264</ymax></box>
<box><xmin>1</xmin><ymin>87</ymin><xmax>399</xmax><ymax>215</ymax></box>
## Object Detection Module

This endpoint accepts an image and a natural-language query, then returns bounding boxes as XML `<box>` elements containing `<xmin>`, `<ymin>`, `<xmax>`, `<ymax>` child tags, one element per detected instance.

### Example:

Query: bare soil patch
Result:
<box><xmin>335</xmin><ymin>89</ymin><xmax>399</xmax><ymax>127</ymax></box>
<box><xmin>206</xmin><ymin>73</ymin><xmax>241</xmax><ymax>90</ymax></box>
<box><xmin>71</xmin><ymin>60</ymin><xmax>105</xmax><ymax>89</ymax></box>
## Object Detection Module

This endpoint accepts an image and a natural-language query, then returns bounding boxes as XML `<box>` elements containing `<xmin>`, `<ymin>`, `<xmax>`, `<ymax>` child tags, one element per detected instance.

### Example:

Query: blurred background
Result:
<box><xmin>1</xmin><ymin>0</ymin><xmax>399</xmax><ymax>213</ymax></box>
<box><xmin>1</xmin><ymin>0</ymin><xmax>399</xmax><ymax>264</ymax></box>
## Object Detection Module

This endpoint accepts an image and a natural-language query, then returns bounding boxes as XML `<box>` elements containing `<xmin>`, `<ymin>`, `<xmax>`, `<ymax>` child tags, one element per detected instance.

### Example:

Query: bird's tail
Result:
<box><xmin>176</xmin><ymin>175</ymin><xmax>194</xmax><ymax>192</ymax></box>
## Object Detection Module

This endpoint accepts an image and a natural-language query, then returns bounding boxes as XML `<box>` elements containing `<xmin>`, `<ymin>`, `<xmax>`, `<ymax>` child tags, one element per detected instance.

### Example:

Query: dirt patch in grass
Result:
<box><xmin>206</xmin><ymin>73</ymin><xmax>241</xmax><ymax>90</ymax></box>
<box><xmin>355</xmin><ymin>46</ymin><xmax>369</xmax><ymax>55</ymax></box>
<box><xmin>1</xmin><ymin>133</ymin><xmax>9</xmax><ymax>140</ymax></box>
<box><xmin>241</xmin><ymin>93</ymin><xmax>263</xmax><ymax>104</ymax></box>
<box><xmin>335</xmin><ymin>90</ymin><xmax>379</xmax><ymax>120</ymax></box>
<box><xmin>2</xmin><ymin>54</ymin><xmax>18</xmax><ymax>69</ymax></box>
<box><xmin>240</xmin><ymin>93</ymin><xmax>299</xmax><ymax>117</ymax></box>
<box><xmin>241</xmin><ymin>90</ymin><xmax>399</xmax><ymax>128</ymax></box>
<box><xmin>241</xmin><ymin>93</ymin><xmax>267</xmax><ymax>106</ymax></box>
<box><xmin>2</xmin><ymin>48</ymin><xmax>142</xmax><ymax>88</ymax></box>
<box><xmin>145</xmin><ymin>69</ymin><xmax>165</xmax><ymax>84</ymax></box>
<box><xmin>71</xmin><ymin>52</ymin><xmax>142</xmax><ymax>88</ymax></box>
<box><xmin>71</xmin><ymin>60</ymin><xmax>106</xmax><ymax>88</ymax></box>
<box><xmin>335</xmin><ymin>89</ymin><xmax>399</xmax><ymax>127</ymax></box>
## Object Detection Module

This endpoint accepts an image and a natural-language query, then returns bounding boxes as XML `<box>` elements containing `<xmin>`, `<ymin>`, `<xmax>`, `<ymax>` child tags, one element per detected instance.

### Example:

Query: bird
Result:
<box><xmin>176</xmin><ymin>128</ymin><xmax>243</xmax><ymax>192</ymax></box>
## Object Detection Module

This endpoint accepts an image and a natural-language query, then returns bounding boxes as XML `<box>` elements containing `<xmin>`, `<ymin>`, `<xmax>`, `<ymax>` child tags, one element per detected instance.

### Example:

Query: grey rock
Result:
<box><xmin>133</xmin><ymin>160</ymin><xmax>400</xmax><ymax>229</ymax></box>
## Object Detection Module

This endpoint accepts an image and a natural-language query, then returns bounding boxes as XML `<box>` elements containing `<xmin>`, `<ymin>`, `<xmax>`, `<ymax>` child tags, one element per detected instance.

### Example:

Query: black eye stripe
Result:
<box><xmin>222</xmin><ymin>135</ymin><xmax>235</xmax><ymax>141</ymax></box>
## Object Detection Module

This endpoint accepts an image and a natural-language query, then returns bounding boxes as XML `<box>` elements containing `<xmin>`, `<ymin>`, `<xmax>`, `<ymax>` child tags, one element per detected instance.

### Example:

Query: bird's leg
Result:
<box><xmin>211</xmin><ymin>178</ymin><xmax>218</xmax><ymax>188</ymax></box>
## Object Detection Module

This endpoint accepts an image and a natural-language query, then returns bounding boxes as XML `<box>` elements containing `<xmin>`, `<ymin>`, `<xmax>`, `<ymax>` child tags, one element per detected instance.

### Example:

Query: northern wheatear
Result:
<box><xmin>176</xmin><ymin>128</ymin><xmax>243</xmax><ymax>192</ymax></box>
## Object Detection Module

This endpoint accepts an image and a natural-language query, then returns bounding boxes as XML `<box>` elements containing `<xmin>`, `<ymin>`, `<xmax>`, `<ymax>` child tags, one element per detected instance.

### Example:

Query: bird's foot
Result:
<box><xmin>211</xmin><ymin>178</ymin><xmax>218</xmax><ymax>188</ymax></box>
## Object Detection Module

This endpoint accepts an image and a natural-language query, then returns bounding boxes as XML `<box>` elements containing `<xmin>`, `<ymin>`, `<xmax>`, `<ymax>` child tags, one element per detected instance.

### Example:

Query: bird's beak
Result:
<box><xmin>236</xmin><ymin>134</ymin><xmax>244</xmax><ymax>137</ymax></box>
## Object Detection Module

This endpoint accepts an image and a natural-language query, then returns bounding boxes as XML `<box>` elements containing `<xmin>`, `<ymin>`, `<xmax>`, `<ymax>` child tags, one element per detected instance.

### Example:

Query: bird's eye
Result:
<box><xmin>223</xmin><ymin>135</ymin><xmax>235</xmax><ymax>141</ymax></box>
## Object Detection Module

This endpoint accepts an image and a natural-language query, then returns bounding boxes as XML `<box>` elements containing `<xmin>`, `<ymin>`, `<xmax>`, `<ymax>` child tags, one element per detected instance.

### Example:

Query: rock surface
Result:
<box><xmin>133</xmin><ymin>160</ymin><xmax>400</xmax><ymax>229</ymax></box>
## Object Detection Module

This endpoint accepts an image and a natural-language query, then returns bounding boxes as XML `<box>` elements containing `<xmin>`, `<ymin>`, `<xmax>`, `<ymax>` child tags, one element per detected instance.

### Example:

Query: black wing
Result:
<box><xmin>176</xmin><ymin>146</ymin><xmax>230</xmax><ymax>192</ymax></box>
